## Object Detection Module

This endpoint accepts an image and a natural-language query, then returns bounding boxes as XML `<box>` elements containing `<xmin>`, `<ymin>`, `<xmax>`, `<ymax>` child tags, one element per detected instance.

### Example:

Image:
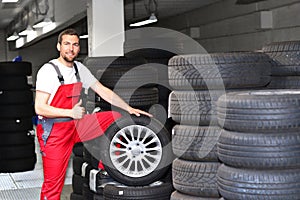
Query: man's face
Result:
<box><xmin>58</xmin><ymin>34</ymin><xmax>80</xmax><ymax>63</ymax></box>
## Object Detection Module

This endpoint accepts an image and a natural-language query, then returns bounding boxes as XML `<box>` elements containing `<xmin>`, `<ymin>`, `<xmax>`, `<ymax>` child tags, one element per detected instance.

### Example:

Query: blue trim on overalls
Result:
<box><xmin>38</xmin><ymin>118</ymin><xmax>73</xmax><ymax>145</ymax></box>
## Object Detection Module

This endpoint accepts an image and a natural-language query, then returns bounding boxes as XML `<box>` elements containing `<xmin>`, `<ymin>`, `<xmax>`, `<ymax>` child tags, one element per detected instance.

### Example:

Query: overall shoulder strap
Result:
<box><xmin>73</xmin><ymin>62</ymin><xmax>81</xmax><ymax>82</ymax></box>
<box><xmin>48</xmin><ymin>62</ymin><xmax>64</xmax><ymax>85</ymax></box>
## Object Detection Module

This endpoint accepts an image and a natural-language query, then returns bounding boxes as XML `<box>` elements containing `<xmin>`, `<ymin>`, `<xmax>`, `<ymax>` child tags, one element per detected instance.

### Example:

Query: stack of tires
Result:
<box><xmin>263</xmin><ymin>41</ymin><xmax>300</xmax><ymax>89</ymax></box>
<box><xmin>83</xmin><ymin>115</ymin><xmax>173</xmax><ymax>200</ymax></box>
<box><xmin>216</xmin><ymin>90</ymin><xmax>300</xmax><ymax>199</ymax></box>
<box><xmin>168</xmin><ymin>52</ymin><xmax>272</xmax><ymax>199</ymax></box>
<box><xmin>0</xmin><ymin>61</ymin><xmax>36</xmax><ymax>172</ymax></box>
<box><xmin>71</xmin><ymin>142</ymin><xmax>92</xmax><ymax>200</ymax></box>
<box><xmin>70</xmin><ymin>57</ymin><xmax>174</xmax><ymax>199</ymax></box>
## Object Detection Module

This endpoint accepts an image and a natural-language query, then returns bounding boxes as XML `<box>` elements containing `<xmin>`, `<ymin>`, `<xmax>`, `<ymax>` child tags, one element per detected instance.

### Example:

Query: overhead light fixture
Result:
<box><xmin>33</xmin><ymin>17</ymin><xmax>53</xmax><ymax>29</ymax></box>
<box><xmin>2</xmin><ymin>0</ymin><xmax>19</xmax><ymax>3</ymax></box>
<box><xmin>7</xmin><ymin>32</ymin><xmax>20</xmax><ymax>41</ymax></box>
<box><xmin>19</xmin><ymin>25</ymin><xmax>34</xmax><ymax>36</ymax></box>
<box><xmin>80</xmin><ymin>34</ymin><xmax>88</xmax><ymax>39</ymax></box>
<box><xmin>15</xmin><ymin>37</ymin><xmax>25</xmax><ymax>48</ymax></box>
<box><xmin>129</xmin><ymin>13</ymin><xmax>158</xmax><ymax>27</ymax></box>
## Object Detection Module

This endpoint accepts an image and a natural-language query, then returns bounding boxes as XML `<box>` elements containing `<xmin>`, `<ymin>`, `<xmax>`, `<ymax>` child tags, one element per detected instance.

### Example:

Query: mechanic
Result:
<box><xmin>35</xmin><ymin>28</ymin><xmax>152</xmax><ymax>200</ymax></box>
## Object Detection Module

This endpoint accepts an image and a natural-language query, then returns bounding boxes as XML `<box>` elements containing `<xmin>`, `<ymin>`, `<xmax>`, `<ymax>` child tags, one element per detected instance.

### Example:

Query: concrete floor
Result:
<box><xmin>0</xmin><ymin>136</ymin><xmax>73</xmax><ymax>200</ymax></box>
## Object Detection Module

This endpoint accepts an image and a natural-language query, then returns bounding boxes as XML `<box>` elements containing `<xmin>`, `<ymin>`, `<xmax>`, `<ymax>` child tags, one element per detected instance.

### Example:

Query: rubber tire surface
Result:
<box><xmin>0</xmin><ymin>90</ymin><xmax>33</xmax><ymax>104</ymax></box>
<box><xmin>0</xmin><ymin>61</ymin><xmax>32</xmax><ymax>76</ymax></box>
<box><xmin>103</xmin><ymin>182</ymin><xmax>173</xmax><ymax>200</ymax></box>
<box><xmin>218</xmin><ymin>130</ymin><xmax>300</xmax><ymax>169</ymax></box>
<box><xmin>217</xmin><ymin>89</ymin><xmax>300</xmax><ymax>132</ymax></box>
<box><xmin>0</xmin><ymin>156</ymin><xmax>36</xmax><ymax>173</ymax></box>
<box><xmin>168</xmin><ymin>52</ymin><xmax>271</xmax><ymax>90</ymax></box>
<box><xmin>172</xmin><ymin>125</ymin><xmax>220</xmax><ymax>161</ymax></box>
<box><xmin>262</xmin><ymin>41</ymin><xmax>300</xmax><ymax>75</ymax></box>
<box><xmin>171</xmin><ymin>191</ymin><xmax>220</xmax><ymax>200</ymax></box>
<box><xmin>98</xmin><ymin>115</ymin><xmax>172</xmax><ymax>186</ymax></box>
<box><xmin>0</xmin><ymin>118</ymin><xmax>34</xmax><ymax>133</ymax></box>
<box><xmin>217</xmin><ymin>164</ymin><xmax>300</xmax><ymax>200</ymax></box>
<box><xmin>172</xmin><ymin>158</ymin><xmax>220</xmax><ymax>197</ymax></box>
<box><xmin>169</xmin><ymin>90</ymin><xmax>224</xmax><ymax>126</ymax></box>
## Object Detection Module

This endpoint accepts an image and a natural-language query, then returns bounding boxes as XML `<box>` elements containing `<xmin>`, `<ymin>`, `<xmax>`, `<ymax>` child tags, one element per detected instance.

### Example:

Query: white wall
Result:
<box><xmin>157</xmin><ymin>0</ymin><xmax>300</xmax><ymax>52</ymax></box>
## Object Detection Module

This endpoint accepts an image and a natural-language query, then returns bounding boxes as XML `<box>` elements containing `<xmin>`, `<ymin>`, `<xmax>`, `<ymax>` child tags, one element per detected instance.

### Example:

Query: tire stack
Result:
<box><xmin>70</xmin><ymin>57</ymin><xmax>173</xmax><ymax>199</ymax></box>
<box><xmin>216</xmin><ymin>90</ymin><xmax>300</xmax><ymax>199</ymax></box>
<box><xmin>71</xmin><ymin>142</ymin><xmax>93</xmax><ymax>200</ymax></box>
<box><xmin>168</xmin><ymin>52</ymin><xmax>272</xmax><ymax>199</ymax></box>
<box><xmin>262</xmin><ymin>41</ymin><xmax>300</xmax><ymax>89</ymax></box>
<box><xmin>0</xmin><ymin>61</ymin><xmax>36</xmax><ymax>172</ymax></box>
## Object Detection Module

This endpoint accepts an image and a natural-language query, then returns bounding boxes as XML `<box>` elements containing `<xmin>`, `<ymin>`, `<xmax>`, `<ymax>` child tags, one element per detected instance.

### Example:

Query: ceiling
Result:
<box><xmin>0</xmin><ymin>0</ymin><xmax>222</xmax><ymax>30</ymax></box>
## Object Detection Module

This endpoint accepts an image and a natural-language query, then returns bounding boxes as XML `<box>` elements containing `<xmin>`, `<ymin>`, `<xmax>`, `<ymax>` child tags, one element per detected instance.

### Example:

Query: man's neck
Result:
<box><xmin>58</xmin><ymin>57</ymin><xmax>74</xmax><ymax>68</ymax></box>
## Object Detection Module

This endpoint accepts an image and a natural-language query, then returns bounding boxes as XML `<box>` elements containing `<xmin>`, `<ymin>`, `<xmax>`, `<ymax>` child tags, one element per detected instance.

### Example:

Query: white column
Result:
<box><xmin>87</xmin><ymin>0</ymin><xmax>124</xmax><ymax>57</ymax></box>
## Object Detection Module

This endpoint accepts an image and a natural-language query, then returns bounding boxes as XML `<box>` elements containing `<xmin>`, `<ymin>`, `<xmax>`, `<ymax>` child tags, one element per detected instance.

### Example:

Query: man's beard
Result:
<box><xmin>62</xmin><ymin>54</ymin><xmax>76</xmax><ymax>63</ymax></box>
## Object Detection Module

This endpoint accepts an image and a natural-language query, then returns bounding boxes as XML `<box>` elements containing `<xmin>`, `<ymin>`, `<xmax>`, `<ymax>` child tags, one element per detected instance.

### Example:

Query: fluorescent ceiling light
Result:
<box><xmin>42</xmin><ymin>22</ymin><xmax>56</xmax><ymax>34</ymax></box>
<box><xmin>33</xmin><ymin>17</ymin><xmax>53</xmax><ymax>29</ymax></box>
<box><xmin>80</xmin><ymin>34</ymin><xmax>88</xmax><ymax>39</ymax></box>
<box><xmin>7</xmin><ymin>32</ymin><xmax>19</xmax><ymax>41</ymax></box>
<box><xmin>16</xmin><ymin>37</ymin><xmax>25</xmax><ymax>48</ymax></box>
<box><xmin>2</xmin><ymin>0</ymin><xmax>19</xmax><ymax>3</ymax></box>
<box><xmin>19</xmin><ymin>25</ymin><xmax>34</xmax><ymax>36</ymax></box>
<box><xmin>129</xmin><ymin>13</ymin><xmax>158</xmax><ymax>27</ymax></box>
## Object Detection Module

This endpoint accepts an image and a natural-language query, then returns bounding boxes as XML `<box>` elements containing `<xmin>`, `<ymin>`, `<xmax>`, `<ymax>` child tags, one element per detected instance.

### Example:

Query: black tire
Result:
<box><xmin>217</xmin><ymin>89</ymin><xmax>300</xmax><ymax>132</ymax></box>
<box><xmin>0</xmin><ymin>131</ymin><xmax>34</xmax><ymax>146</ymax></box>
<box><xmin>73</xmin><ymin>142</ymin><xmax>84</xmax><ymax>157</ymax></box>
<box><xmin>168</xmin><ymin>52</ymin><xmax>271</xmax><ymax>90</ymax></box>
<box><xmin>96</xmin><ymin>65</ymin><xmax>158</xmax><ymax>89</ymax></box>
<box><xmin>70</xmin><ymin>192</ymin><xmax>84</xmax><ymax>200</ymax></box>
<box><xmin>83</xmin><ymin>56</ymin><xmax>146</xmax><ymax>75</ymax></box>
<box><xmin>98</xmin><ymin>115</ymin><xmax>172</xmax><ymax>186</ymax></box>
<box><xmin>103</xmin><ymin>182</ymin><xmax>174</xmax><ymax>200</ymax></box>
<box><xmin>267</xmin><ymin>76</ymin><xmax>300</xmax><ymax>89</ymax></box>
<box><xmin>0</xmin><ymin>90</ymin><xmax>33</xmax><ymax>104</ymax></box>
<box><xmin>169</xmin><ymin>90</ymin><xmax>224</xmax><ymax>126</ymax></box>
<box><xmin>0</xmin><ymin>61</ymin><xmax>32</xmax><ymax>76</ymax></box>
<box><xmin>0</xmin><ymin>118</ymin><xmax>33</xmax><ymax>133</ymax></box>
<box><xmin>262</xmin><ymin>41</ymin><xmax>300</xmax><ymax>75</ymax></box>
<box><xmin>83</xmin><ymin>183</ymin><xmax>95</xmax><ymax>200</ymax></box>
<box><xmin>218</xmin><ymin>130</ymin><xmax>300</xmax><ymax>169</ymax></box>
<box><xmin>0</xmin><ymin>104</ymin><xmax>34</xmax><ymax>119</ymax></box>
<box><xmin>171</xmin><ymin>191</ymin><xmax>220</xmax><ymax>200</ymax></box>
<box><xmin>0</xmin><ymin>76</ymin><xmax>30</xmax><ymax>90</ymax></box>
<box><xmin>172</xmin><ymin>158</ymin><xmax>220</xmax><ymax>197</ymax></box>
<box><xmin>217</xmin><ymin>164</ymin><xmax>300</xmax><ymax>200</ymax></box>
<box><xmin>93</xmin><ymin>193</ymin><xmax>104</xmax><ymax>200</ymax></box>
<box><xmin>0</xmin><ymin>156</ymin><xmax>36</xmax><ymax>173</ymax></box>
<box><xmin>72</xmin><ymin>174</ymin><xmax>84</xmax><ymax>195</ymax></box>
<box><xmin>73</xmin><ymin>156</ymin><xmax>84</xmax><ymax>175</ymax></box>
<box><xmin>97</xmin><ymin>87</ymin><xmax>159</xmax><ymax>110</ymax></box>
<box><xmin>172</xmin><ymin>125</ymin><xmax>220</xmax><ymax>161</ymax></box>
<box><xmin>0</xmin><ymin>143</ymin><xmax>35</xmax><ymax>160</ymax></box>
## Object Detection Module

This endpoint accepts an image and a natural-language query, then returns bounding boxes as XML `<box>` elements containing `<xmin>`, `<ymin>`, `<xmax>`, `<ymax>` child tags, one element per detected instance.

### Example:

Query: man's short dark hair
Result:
<box><xmin>57</xmin><ymin>28</ymin><xmax>79</xmax><ymax>44</ymax></box>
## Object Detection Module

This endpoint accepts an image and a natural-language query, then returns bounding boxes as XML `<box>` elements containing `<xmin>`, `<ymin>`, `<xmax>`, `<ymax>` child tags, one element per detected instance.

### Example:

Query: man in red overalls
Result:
<box><xmin>35</xmin><ymin>28</ymin><xmax>152</xmax><ymax>200</ymax></box>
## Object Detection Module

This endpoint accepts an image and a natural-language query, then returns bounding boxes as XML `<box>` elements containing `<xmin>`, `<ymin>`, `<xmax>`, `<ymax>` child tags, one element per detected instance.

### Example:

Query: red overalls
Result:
<box><xmin>36</xmin><ymin>63</ymin><xmax>121</xmax><ymax>200</ymax></box>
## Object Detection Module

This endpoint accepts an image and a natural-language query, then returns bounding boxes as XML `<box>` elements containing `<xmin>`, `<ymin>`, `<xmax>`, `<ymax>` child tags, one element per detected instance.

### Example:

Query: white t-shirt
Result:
<box><xmin>36</xmin><ymin>59</ymin><xmax>97</xmax><ymax>104</ymax></box>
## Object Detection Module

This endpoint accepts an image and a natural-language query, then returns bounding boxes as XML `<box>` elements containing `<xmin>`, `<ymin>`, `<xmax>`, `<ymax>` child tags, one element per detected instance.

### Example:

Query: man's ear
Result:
<box><xmin>56</xmin><ymin>43</ymin><xmax>60</xmax><ymax>51</ymax></box>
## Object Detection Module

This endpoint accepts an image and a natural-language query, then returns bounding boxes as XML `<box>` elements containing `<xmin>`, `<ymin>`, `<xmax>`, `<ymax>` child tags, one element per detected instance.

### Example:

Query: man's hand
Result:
<box><xmin>128</xmin><ymin>107</ymin><xmax>153</xmax><ymax>117</ymax></box>
<box><xmin>71</xmin><ymin>99</ymin><xmax>85</xmax><ymax>119</ymax></box>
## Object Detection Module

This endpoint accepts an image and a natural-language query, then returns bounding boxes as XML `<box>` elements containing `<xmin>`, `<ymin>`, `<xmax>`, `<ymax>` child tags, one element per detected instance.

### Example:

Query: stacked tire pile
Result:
<box><xmin>263</xmin><ymin>41</ymin><xmax>300</xmax><ymax>89</ymax></box>
<box><xmin>70</xmin><ymin>142</ymin><xmax>91</xmax><ymax>200</ymax></box>
<box><xmin>0</xmin><ymin>61</ymin><xmax>36</xmax><ymax>172</ymax></box>
<box><xmin>216</xmin><ymin>90</ymin><xmax>300</xmax><ymax>199</ymax></box>
<box><xmin>83</xmin><ymin>56</ymin><xmax>159</xmax><ymax>116</ymax></box>
<box><xmin>168</xmin><ymin>52</ymin><xmax>272</xmax><ymax>199</ymax></box>
<box><xmin>124</xmin><ymin>38</ymin><xmax>178</xmax><ymax>121</ymax></box>
<box><xmin>70</xmin><ymin>57</ymin><xmax>174</xmax><ymax>199</ymax></box>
